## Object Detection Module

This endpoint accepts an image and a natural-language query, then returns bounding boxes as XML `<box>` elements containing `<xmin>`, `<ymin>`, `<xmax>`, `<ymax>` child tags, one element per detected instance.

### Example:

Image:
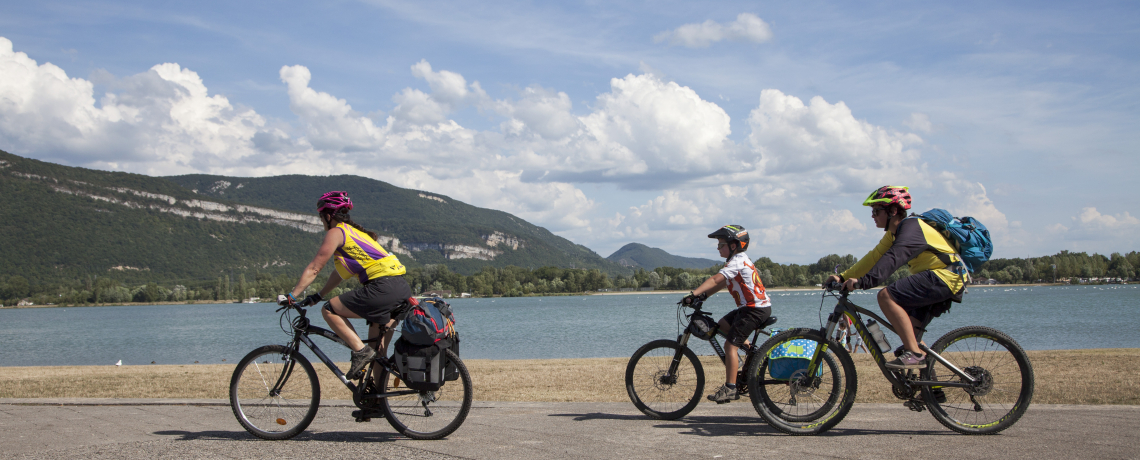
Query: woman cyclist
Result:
<box><xmin>825</xmin><ymin>186</ymin><xmax>966</xmax><ymax>369</ymax></box>
<box><xmin>279</xmin><ymin>191</ymin><xmax>412</xmax><ymax>379</ymax></box>
<box><xmin>682</xmin><ymin>224</ymin><xmax>773</xmax><ymax>403</ymax></box>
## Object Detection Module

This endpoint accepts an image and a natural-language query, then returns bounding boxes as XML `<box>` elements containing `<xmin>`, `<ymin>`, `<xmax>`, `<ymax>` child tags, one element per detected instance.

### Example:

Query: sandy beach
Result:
<box><xmin>2</xmin><ymin>348</ymin><xmax>1136</xmax><ymax>405</ymax></box>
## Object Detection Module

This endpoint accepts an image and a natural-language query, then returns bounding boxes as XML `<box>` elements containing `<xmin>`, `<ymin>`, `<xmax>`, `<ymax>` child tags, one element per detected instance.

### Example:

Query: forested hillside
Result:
<box><xmin>164</xmin><ymin>173</ymin><xmax>624</xmax><ymax>275</ymax></box>
<box><xmin>0</xmin><ymin>149</ymin><xmax>627</xmax><ymax>304</ymax></box>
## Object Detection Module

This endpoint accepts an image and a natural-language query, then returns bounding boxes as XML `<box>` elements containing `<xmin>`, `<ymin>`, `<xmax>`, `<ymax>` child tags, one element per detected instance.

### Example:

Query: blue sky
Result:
<box><xmin>1</xmin><ymin>0</ymin><xmax>1137</xmax><ymax>262</ymax></box>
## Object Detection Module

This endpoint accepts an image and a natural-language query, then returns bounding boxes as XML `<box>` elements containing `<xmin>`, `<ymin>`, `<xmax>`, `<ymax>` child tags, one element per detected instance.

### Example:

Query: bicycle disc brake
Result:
<box><xmin>785</xmin><ymin>369</ymin><xmax>819</xmax><ymax>404</ymax></box>
<box><xmin>652</xmin><ymin>370</ymin><xmax>678</xmax><ymax>388</ymax></box>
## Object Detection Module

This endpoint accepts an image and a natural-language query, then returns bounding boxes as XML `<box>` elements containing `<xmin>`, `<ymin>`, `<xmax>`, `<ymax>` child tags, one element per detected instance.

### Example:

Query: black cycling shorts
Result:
<box><xmin>885</xmin><ymin>270</ymin><xmax>956</xmax><ymax>320</ymax></box>
<box><xmin>337</xmin><ymin>275</ymin><xmax>413</xmax><ymax>325</ymax></box>
<box><xmin>720</xmin><ymin>306</ymin><xmax>771</xmax><ymax>348</ymax></box>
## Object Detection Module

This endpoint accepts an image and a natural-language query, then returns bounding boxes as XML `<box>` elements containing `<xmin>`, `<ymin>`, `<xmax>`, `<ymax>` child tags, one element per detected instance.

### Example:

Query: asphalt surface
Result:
<box><xmin>1</xmin><ymin>398</ymin><xmax>1137</xmax><ymax>459</ymax></box>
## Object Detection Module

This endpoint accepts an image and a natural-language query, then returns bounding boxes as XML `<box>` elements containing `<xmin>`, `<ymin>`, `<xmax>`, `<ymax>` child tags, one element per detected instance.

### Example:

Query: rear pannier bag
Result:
<box><xmin>393</xmin><ymin>297</ymin><xmax>460</xmax><ymax>391</ymax></box>
<box><xmin>393</xmin><ymin>337</ymin><xmax>457</xmax><ymax>391</ymax></box>
<box><xmin>767</xmin><ymin>336</ymin><xmax>824</xmax><ymax>381</ymax></box>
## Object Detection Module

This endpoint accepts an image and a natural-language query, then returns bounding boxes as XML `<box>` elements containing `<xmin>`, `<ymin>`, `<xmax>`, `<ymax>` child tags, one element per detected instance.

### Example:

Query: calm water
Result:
<box><xmin>1</xmin><ymin>285</ymin><xmax>1137</xmax><ymax>367</ymax></box>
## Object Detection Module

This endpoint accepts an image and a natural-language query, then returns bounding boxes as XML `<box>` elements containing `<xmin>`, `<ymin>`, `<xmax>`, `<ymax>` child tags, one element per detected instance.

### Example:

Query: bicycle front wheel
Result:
<box><xmin>747</xmin><ymin>329</ymin><xmax>857</xmax><ymax>435</ymax></box>
<box><xmin>625</xmin><ymin>339</ymin><xmax>704</xmax><ymax>420</ymax></box>
<box><xmin>923</xmin><ymin>326</ymin><xmax>1034</xmax><ymax>434</ymax></box>
<box><xmin>380</xmin><ymin>349</ymin><xmax>472</xmax><ymax>440</ymax></box>
<box><xmin>229</xmin><ymin>345</ymin><xmax>320</xmax><ymax>440</ymax></box>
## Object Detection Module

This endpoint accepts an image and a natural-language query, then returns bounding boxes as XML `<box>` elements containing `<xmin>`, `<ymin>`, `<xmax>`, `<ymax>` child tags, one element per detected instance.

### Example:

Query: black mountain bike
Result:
<box><xmin>625</xmin><ymin>298</ymin><xmax>777</xmax><ymax>419</ymax></box>
<box><xmin>746</xmin><ymin>282</ymin><xmax>1034</xmax><ymax>435</ymax></box>
<box><xmin>229</xmin><ymin>300</ymin><xmax>472</xmax><ymax>440</ymax></box>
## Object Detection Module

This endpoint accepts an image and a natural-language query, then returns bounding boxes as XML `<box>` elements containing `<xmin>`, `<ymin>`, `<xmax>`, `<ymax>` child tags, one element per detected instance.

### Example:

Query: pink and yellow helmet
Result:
<box><xmin>862</xmin><ymin>186</ymin><xmax>911</xmax><ymax>210</ymax></box>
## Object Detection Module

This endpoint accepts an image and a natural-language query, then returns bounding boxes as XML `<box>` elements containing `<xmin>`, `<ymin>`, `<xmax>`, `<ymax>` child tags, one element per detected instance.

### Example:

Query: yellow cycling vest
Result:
<box><xmin>841</xmin><ymin>218</ymin><xmax>966</xmax><ymax>294</ymax></box>
<box><xmin>333</xmin><ymin>222</ymin><xmax>406</xmax><ymax>283</ymax></box>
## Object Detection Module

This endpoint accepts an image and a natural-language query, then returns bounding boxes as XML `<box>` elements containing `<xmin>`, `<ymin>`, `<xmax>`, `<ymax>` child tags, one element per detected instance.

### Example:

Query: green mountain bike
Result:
<box><xmin>746</xmin><ymin>282</ymin><xmax>1034</xmax><ymax>435</ymax></box>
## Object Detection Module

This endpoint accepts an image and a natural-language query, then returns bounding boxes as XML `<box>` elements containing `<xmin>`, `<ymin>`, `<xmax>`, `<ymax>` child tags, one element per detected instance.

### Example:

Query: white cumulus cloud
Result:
<box><xmin>654</xmin><ymin>13</ymin><xmax>773</xmax><ymax>48</ymax></box>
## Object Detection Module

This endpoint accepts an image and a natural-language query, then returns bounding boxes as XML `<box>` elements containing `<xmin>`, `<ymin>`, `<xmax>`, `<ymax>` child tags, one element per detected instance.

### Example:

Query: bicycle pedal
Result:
<box><xmin>903</xmin><ymin>400</ymin><xmax>926</xmax><ymax>412</ymax></box>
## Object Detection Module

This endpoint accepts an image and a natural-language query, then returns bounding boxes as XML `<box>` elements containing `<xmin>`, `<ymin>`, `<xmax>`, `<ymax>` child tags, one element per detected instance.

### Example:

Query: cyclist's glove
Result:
<box><xmin>301</xmin><ymin>293</ymin><xmax>322</xmax><ymax>307</ymax></box>
<box><xmin>681</xmin><ymin>292</ymin><xmax>708</xmax><ymax>306</ymax></box>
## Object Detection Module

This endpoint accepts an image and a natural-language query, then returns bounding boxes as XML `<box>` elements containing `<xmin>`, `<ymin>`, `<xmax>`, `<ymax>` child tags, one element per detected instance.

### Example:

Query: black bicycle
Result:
<box><xmin>229</xmin><ymin>300</ymin><xmax>472</xmax><ymax>440</ymax></box>
<box><xmin>746</xmin><ymin>282</ymin><xmax>1034</xmax><ymax>435</ymax></box>
<box><xmin>625</xmin><ymin>298</ymin><xmax>778</xmax><ymax>419</ymax></box>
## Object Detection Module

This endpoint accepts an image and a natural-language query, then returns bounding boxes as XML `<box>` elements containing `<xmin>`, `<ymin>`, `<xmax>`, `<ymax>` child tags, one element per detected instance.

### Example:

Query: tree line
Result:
<box><xmin>2</xmin><ymin>250</ymin><xmax>1136</xmax><ymax>306</ymax></box>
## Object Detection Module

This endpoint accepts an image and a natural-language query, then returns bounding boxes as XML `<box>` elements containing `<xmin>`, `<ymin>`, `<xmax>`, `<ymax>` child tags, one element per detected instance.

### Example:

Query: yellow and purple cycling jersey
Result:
<box><xmin>332</xmin><ymin>222</ymin><xmax>406</xmax><ymax>283</ymax></box>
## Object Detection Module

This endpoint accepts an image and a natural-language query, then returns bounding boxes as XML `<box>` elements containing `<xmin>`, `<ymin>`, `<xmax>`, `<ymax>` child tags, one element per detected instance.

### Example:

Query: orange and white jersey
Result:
<box><xmin>719</xmin><ymin>252</ymin><xmax>771</xmax><ymax>309</ymax></box>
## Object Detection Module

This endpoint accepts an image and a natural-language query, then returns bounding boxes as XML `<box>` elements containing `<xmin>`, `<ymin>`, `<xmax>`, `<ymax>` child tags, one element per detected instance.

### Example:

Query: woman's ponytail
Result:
<box><xmin>343</xmin><ymin>217</ymin><xmax>379</xmax><ymax>241</ymax></box>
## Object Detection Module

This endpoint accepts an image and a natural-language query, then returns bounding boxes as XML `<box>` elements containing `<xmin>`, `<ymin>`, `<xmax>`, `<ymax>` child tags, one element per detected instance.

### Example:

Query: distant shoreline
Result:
<box><xmin>0</xmin><ymin>282</ymin><xmax>1105</xmax><ymax>310</ymax></box>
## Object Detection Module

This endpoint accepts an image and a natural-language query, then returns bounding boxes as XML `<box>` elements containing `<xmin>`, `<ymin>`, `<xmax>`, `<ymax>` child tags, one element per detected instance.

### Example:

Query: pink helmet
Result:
<box><xmin>317</xmin><ymin>191</ymin><xmax>353</xmax><ymax>213</ymax></box>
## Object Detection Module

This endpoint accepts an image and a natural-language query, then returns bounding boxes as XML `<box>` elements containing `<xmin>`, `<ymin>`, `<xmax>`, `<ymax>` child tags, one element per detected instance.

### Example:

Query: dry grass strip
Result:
<box><xmin>1</xmin><ymin>349</ymin><xmax>1137</xmax><ymax>405</ymax></box>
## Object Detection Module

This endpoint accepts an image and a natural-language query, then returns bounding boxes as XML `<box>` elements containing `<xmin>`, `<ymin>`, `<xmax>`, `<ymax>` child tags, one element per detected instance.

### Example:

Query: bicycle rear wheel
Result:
<box><xmin>379</xmin><ymin>349</ymin><xmax>472</xmax><ymax>440</ymax></box>
<box><xmin>229</xmin><ymin>345</ymin><xmax>320</xmax><ymax>440</ymax></box>
<box><xmin>747</xmin><ymin>329</ymin><xmax>856</xmax><ymax>435</ymax></box>
<box><xmin>923</xmin><ymin>326</ymin><xmax>1034</xmax><ymax>434</ymax></box>
<box><xmin>625</xmin><ymin>339</ymin><xmax>704</xmax><ymax>420</ymax></box>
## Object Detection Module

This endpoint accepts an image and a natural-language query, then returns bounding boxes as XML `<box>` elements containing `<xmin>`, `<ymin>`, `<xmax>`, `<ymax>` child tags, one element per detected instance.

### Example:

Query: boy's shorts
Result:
<box><xmin>720</xmin><ymin>306</ymin><xmax>772</xmax><ymax>347</ymax></box>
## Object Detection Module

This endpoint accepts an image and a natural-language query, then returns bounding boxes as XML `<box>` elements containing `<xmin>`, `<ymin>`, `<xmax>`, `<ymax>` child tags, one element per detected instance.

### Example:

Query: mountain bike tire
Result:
<box><xmin>922</xmin><ymin>326</ymin><xmax>1034</xmax><ymax>435</ymax></box>
<box><xmin>625</xmin><ymin>340</ymin><xmax>704</xmax><ymax>420</ymax></box>
<box><xmin>747</xmin><ymin>328</ymin><xmax>857</xmax><ymax>435</ymax></box>
<box><xmin>229</xmin><ymin>345</ymin><xmax>320</xmax><ymax>440</ymax></box>
<box><xmin>379</xmin><ymin>349</ymin><xmax>472</xmax><ymax>440</ymax></box>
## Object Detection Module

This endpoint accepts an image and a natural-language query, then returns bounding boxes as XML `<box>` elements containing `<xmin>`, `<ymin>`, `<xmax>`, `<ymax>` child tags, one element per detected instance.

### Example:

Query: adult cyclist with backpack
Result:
<box><xmin>681</xmin><ymin>225</ymin><xmax>773</xmax><ymax>403</ymax></box>
<box><xmin>278</xmin><ymin>191</ymin><xmax>413</xmax><ymax>379</ymax></box>
<box><xmin>825</xmin><ymin>186</ymin><xmax>966</xmax><ymax>369</ymax></box>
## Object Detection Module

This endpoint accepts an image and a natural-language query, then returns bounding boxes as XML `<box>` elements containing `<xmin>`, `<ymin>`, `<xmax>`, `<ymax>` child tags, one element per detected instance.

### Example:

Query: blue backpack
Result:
<box><xmin>915</xmin><ymin>208</ymin><xmax>993</xmax><ymax>274</ymax></box>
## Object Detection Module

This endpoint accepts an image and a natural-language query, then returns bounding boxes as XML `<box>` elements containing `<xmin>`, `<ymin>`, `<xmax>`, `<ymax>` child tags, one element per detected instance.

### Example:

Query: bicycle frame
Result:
<box><xmin>275</xmin><ymin>303</ymin><xmax>418</xmax><ymax>401</ymax></box>
<box><xmin>668</xmin><ymin>301</ymin><xmax>773</xmax><ymax>388</ymax></box>
<box><xmin>809</xmin><ymin>290</ymin><xmax>979</xmax><ymax>395</ymax></box>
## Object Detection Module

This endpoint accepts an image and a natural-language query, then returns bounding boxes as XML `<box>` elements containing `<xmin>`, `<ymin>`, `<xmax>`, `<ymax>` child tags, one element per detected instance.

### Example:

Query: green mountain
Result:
<box><xmin>606</xmin><ymin>243</ymin><xmax>720</xmax><ymax>270</ymax></box>
<box><xmin>0</xmin><ymin>150</ymin><xmax>628</xmax><ymax>289</ymax></box>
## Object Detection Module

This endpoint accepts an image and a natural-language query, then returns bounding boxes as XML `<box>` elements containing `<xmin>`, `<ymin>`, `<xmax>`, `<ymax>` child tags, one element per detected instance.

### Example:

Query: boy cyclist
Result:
<box><xmin>682</xmin><ymin>224</ymin><xmax>772</xmax><ymax>403</ymax></box>
<box><xmin>825</xmin><ymin>186</ymin><xmax>966</xmax><ymax>369</ymax></box>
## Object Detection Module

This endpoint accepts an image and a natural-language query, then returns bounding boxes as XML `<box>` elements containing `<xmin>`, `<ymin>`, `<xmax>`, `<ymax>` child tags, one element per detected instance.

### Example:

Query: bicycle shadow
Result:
<box><xmin>153</xmin><ymin>429</ymin><xmax>406</xmax><ymax>443</ymax></box>
<box><xmin>546</xmin><ymin>413</ymin><xmax>953</xmax><ymax>438</ymax></box>
<box><xmin>548</xmin><ymin>412</ymin><xmax>774</xmax><ymax>437</ymax></box>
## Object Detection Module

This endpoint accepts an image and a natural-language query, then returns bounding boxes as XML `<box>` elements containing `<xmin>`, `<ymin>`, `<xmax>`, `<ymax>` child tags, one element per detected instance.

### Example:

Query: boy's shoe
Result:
<box><xmin>707</xmin><ymin>384</ymin><xmax>739</xmax><ymax>404</ymax></box>
<box><xmin>885</xmin><ymin>351</ymin><xmax>927</xmax><ymax>370</ymax></box>
<box><xmin>348</xmin><ymin>345</ymin><xmax>377</xmax><ymax>379</ymax></box>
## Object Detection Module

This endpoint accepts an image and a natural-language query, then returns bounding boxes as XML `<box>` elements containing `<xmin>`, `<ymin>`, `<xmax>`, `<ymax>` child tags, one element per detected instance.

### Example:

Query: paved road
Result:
<box><xmin>1</xmin><ymin>398</ymin><xmax>1137</xmax><ymax>459</ymax></box>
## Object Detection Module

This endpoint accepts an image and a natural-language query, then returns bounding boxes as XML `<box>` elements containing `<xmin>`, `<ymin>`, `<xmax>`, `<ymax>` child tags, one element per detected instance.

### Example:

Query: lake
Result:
<box><xmin>1</xmin><ymin>285</ymin><xmax>1136</xmax><ymax>367</ymax></box>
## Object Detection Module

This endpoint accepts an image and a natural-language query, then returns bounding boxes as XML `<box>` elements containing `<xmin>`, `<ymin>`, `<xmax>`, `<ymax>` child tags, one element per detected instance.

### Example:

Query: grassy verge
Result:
<box><xmin>1</xmin><ymin>349</ymin><xmax>1136</xmax><ymax>405</ymax></box>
